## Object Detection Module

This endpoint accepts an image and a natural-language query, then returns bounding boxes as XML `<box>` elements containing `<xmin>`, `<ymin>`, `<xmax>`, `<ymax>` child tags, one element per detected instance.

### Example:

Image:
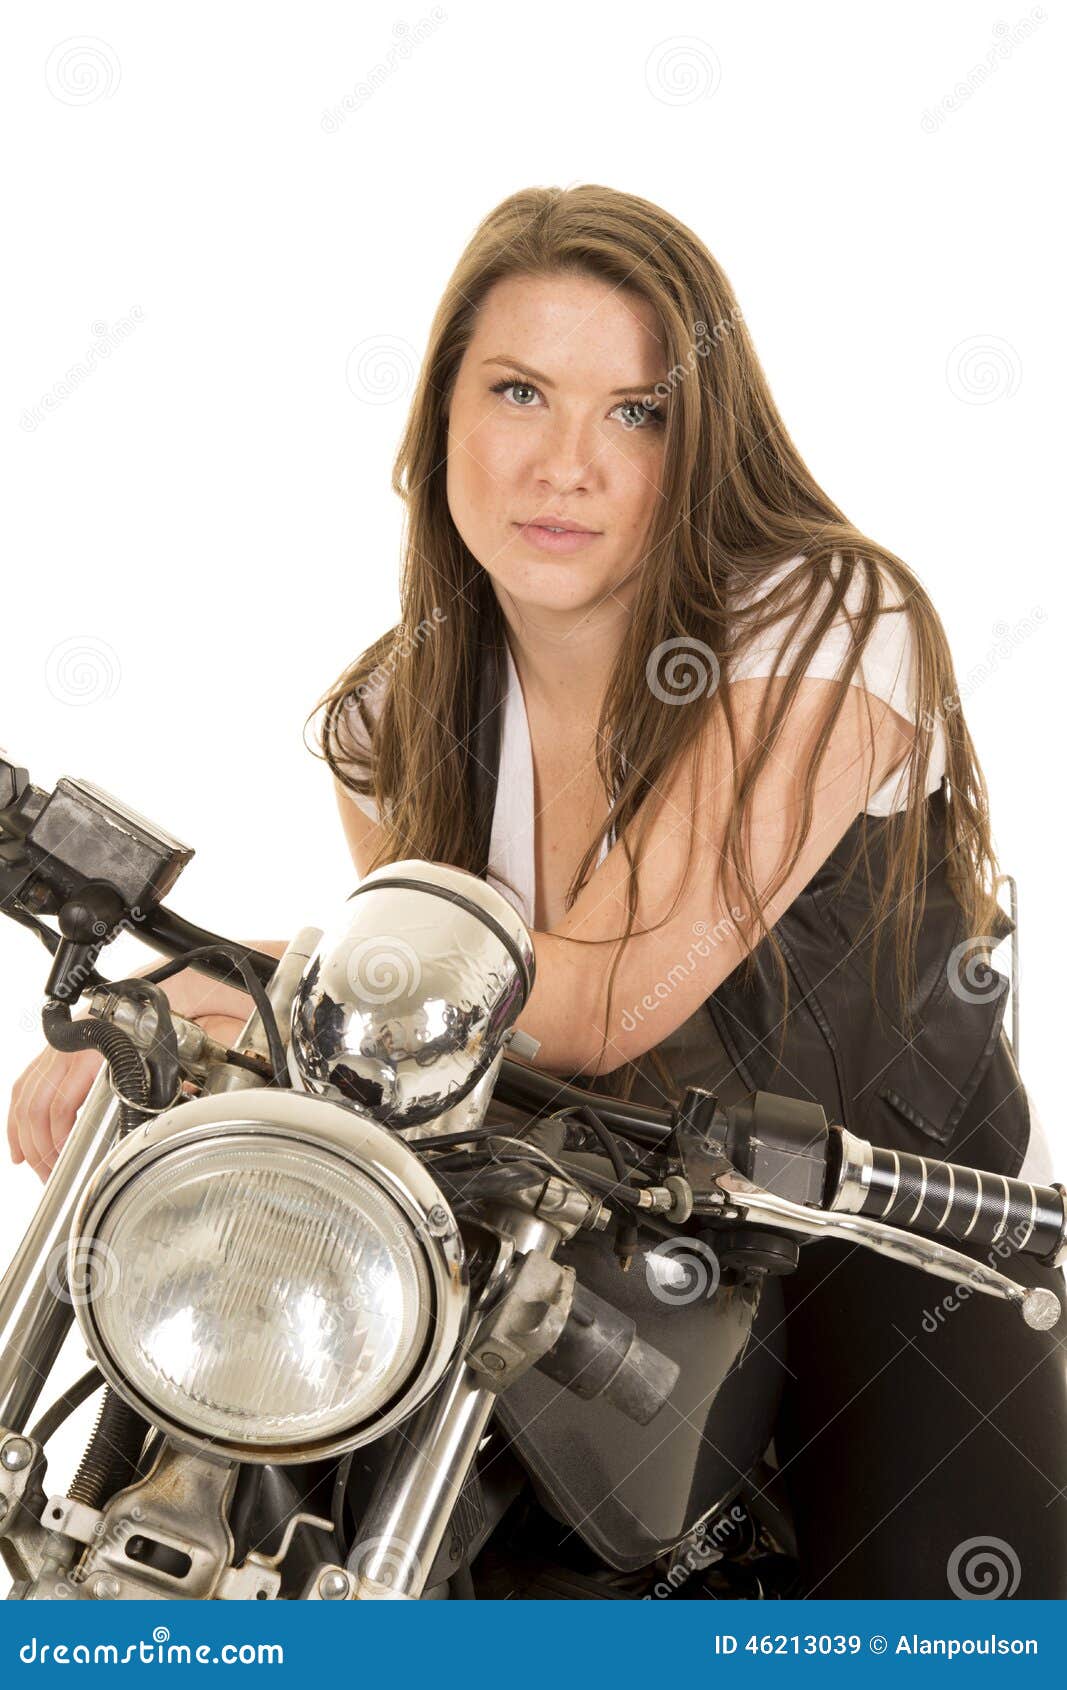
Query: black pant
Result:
<box><xmin>773</xmin><ymin>1048</ymin><xmax>1067</xmax><ymax>1598</ymax></box>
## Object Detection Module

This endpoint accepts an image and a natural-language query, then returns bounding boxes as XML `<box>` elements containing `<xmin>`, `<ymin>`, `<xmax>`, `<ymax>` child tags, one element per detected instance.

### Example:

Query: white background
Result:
<box><xmin>0</xmin><ymin>2</ymin><xmax>1062</xmax><ymax>1484</ymax></box>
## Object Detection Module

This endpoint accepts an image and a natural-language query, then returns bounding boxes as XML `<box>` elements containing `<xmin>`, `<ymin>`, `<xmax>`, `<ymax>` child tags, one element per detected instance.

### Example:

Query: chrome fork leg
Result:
<box><xmin>0</xmin><ymin>1069</ymin><xmax>124</xmax><ymax>1431</ymax></box>
<box><xmin>347</xmin><ymin>1213</ymin><xmax>561</xmax><ymax>1600</ymax></box>
<box><xmin>346</xmin><ymin>1356</ymin><xmax>499</xmax><ymax>1599</ymax></box>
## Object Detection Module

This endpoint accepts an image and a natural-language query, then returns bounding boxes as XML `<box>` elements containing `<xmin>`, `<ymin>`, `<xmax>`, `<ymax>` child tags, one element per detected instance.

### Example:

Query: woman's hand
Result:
<box><xmin>6</xmin><ymin>1028</ymin><xmax>104</xmax><ymax>1182</ymax></box>
<box><xmin>5</xmin><ymin>942</ymin><xmax>286</xmax><ymax>1183</ymax></box>
<box><xmin>6</xmin><ymin>1010</ymin><xmax>249</xmax><ymax>1184</ymax></box>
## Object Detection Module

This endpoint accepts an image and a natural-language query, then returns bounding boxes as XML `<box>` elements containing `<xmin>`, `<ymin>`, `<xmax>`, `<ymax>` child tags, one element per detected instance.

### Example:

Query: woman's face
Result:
<box><xmin>445</xmin><ymin>271</ymin><xmax>670</xmax><ymax>627</ymax></box>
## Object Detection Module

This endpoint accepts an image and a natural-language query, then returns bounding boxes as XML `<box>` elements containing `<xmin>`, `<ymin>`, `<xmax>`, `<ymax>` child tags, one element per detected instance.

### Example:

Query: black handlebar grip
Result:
<box><xmin>836</xmin><ymin>1140</ymin><xmax>1065</xmax><ymax>1263</ymax></box>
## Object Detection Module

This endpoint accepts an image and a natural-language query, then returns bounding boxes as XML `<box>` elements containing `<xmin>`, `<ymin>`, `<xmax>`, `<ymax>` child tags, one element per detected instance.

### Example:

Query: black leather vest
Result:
<box><xmin>468</xmin><ymin>637</ymin><xmax>1028</xmax><ymax>1179</ymax></box>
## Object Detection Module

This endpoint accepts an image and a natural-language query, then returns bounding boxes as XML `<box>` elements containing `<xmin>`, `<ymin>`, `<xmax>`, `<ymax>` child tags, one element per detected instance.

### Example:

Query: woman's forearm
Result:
<box><xmin>513</xmin><ymin>930</ymin><xmax>603</xmax><ymax>1077</ymax></box>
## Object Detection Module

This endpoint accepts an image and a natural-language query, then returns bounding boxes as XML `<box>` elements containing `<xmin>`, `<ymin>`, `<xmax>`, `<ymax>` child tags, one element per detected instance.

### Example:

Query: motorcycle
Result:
<box><xmin>0</xmin><ymin>751</ymin><xmax>1064</xmax><ymax>1601</ymax></box>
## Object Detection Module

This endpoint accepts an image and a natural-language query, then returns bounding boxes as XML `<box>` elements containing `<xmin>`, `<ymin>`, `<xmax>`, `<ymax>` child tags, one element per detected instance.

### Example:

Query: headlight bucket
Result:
<box><xmin>288</xmin><ymin>859</ymin><xmax>536</xmax><ymax>1131</ymax></box>
<box><xmin>67</xmin><ymin>1089</ymin><xmax>467</xmax><ymax>1464</ymax></box>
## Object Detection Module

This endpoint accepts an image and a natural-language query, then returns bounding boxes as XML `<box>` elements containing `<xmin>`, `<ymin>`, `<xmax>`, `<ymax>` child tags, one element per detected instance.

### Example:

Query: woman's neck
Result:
<box><xmin>495</xmin><ymin>594</ymin><xmax>631</xmax><ymax>732</ymax></box>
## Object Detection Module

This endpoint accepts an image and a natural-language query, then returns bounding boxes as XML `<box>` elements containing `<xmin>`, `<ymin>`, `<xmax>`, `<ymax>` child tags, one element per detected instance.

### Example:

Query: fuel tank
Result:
<box><xmin>494</xmin><ymin>1227</ymin><xmax>787</xmax><ymax>1571</ymax></box>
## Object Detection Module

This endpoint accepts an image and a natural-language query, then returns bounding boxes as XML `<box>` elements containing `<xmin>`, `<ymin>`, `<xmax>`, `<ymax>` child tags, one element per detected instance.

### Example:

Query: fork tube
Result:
<box><xmin>0</xmin><ymin>1067</ymin><xmax>124</xmax><ymax>1430</ymax></box>
<box><xmin>348</xmin><ymin>1215</ymin><xmax>561</xmax><ymax>1600</ymax></box>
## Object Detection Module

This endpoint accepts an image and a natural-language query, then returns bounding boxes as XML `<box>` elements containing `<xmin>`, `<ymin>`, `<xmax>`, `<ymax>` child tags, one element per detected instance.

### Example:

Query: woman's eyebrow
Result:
<box><xmin>481</xmin><ymin>354</ymin><xmax>662</xmax><ymax>397</ymax></box>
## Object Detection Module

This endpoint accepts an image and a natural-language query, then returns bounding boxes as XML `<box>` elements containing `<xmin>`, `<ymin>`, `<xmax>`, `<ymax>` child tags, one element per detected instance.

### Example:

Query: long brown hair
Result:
<box><xmin>306</xmin><ymin>183</ymin><xmax>1001</xmax><ymax>1089</ymax></box>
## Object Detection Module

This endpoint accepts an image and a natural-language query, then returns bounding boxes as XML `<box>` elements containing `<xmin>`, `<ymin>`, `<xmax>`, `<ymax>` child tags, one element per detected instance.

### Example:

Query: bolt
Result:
<box><xmin>425</xmin><ymin>1204</ymin><xmax>450</xmax><ymax>1236</ymax></box>
<box><xmin>318</xmin><ymin>1568</ymin><xmax>351</xmax><ymax>1600</ymax></box>
<box><xmin>0</xmin><ymin>1437</ymin><xmax>32</xmax><ymax>1473</ymax></box>
<box><xmin>477</xmin><ymin>1350</ymin><xmax>506</xmax><ymax>1373</ymax></box>
<box><xmin>90</xmin><ymin>1573</ymin><xmax>121</xmax><ymax>1600</ymax></box>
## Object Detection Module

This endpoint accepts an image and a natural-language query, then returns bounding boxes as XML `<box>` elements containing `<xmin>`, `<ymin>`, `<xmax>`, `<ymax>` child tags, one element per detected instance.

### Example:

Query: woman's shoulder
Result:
<box><xmin>726</xmin><ymin>549</ymin><xmax>929</xmax><ymax>725</ymax></box>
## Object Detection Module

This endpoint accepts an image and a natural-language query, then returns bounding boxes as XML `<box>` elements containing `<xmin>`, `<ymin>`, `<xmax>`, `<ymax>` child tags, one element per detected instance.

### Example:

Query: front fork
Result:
<box><xmin>338</xmin><ymin>1209</ymin><xmax>566</xmax><ymax>1601</ymax></box>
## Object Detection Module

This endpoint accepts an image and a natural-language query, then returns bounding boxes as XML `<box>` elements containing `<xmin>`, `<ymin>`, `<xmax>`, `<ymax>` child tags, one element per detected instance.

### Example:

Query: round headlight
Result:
<box><xmin>69</xmin><ymin>1090</ymin><xmax>466</xmax><ymax>1462</ymax></box>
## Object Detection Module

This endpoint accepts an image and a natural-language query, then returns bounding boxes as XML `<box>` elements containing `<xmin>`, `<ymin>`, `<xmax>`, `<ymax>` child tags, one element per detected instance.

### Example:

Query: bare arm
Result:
<box><xmin>517</xmin><ymin>677</ymin><xmax>916</xmax><ymax>1076</ymax></box>
<box><xmin>333</xmin><ymin>775</ymin><xmax>390</xmax><ymax>878</ymax></box>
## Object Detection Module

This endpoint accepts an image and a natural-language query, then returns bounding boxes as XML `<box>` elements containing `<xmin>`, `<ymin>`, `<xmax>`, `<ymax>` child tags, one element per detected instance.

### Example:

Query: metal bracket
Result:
<box><xmin>0</xmin><ymin>1428</ymin><xmax>53</xmax><ymax>1585</ymax></box>
<box><xmin>464</xmin><ymin>1249</ymin><xmax>575</xmax><ymax>1390</ymax></box>
<box><xmin>36</xmin><ymin>1438</ymin><xmax>243</xmax><ymax>1600</ymax></box>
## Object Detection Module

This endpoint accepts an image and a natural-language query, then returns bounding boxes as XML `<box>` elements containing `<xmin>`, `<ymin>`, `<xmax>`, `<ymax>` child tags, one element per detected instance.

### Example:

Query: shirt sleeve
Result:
<box><xmin>334</xmin><ymin>690</ymin><xmax>382</xmax><ymax>824</ymax></box>
<box><xmin>725</xmin><ymin>553</ymin><xmax>947</xmax><ymax>814</ymax></box>
<box><xmin>727</xmin><ymin>553</ymin><xmax>918</xmax><ymax>722</ymax></box>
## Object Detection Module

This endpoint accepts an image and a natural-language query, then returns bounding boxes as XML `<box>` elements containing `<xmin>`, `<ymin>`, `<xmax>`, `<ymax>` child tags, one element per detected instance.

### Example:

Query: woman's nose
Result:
<box><xmin>531</xmin><ymin>413</ymin><xmax>604</xmax><ymax>493</ymax></box>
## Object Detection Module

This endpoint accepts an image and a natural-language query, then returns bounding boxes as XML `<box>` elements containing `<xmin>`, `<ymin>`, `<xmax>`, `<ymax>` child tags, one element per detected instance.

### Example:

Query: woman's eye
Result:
<box><xmin>491</xmin><ymin>378</ymin><xmax>541</xmax><ymax>407</ymax></box>
<box><xmin>614</xmin><ymin>398</ymin><xmax>663</xmax><ymax>430</ymax></box>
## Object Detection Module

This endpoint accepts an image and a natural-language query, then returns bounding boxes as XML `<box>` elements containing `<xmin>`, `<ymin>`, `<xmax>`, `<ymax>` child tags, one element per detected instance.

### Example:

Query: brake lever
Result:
<box><xmin>700</xmin><ymin>1169</ymin><xmax>1061</xmax><ymax>1331</ymax></box>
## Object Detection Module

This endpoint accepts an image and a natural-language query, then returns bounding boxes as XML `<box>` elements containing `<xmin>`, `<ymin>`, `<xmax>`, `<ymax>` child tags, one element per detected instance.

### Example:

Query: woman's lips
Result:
<box><xmin>513</xmin><ymin>521</ymin><xmax>602</xmax><ymax>555</ymax></box>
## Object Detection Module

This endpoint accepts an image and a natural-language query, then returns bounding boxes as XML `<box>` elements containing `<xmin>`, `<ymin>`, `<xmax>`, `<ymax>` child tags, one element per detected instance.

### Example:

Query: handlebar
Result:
<box><xmin>828</xmin><ymin>1129</ymin><xmax>1066</xmax><ymax>1266</ymax></box>
<box><xmin>5</xmin><ymin>749</ymin><xmax>1064</xmax><ymax>1304</ymax></box>
<box><xmin>678</xmin><ymin>1090</ymin><xmax>1065</xmax><ymax>1325</ymax></box>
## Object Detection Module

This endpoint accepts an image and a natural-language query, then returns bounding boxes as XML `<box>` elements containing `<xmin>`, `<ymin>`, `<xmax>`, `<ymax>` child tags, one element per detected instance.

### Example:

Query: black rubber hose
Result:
<box><xmin>575</xmin><ymin>1104</ymin><xmax>632</xmax><ymax>1188</ymax></box>
<box><xmin>139</xmin><ymin>944</ymin><xmax>288</xmax><ymax>1086</ymax></box>
<box><xmin>28</xmin><ymin>1366</ymin><xmax>103</xmax><ymax>1449</ymax></box>
<box><xmin>40</xmin><ymin>1002</ymin><xmax>152</xmax><ymax>1134</ymax></box>
<box><xmin>138</xmin><ymin>907</ymin><xmax>278</xmax><ymax>990</ymax></box>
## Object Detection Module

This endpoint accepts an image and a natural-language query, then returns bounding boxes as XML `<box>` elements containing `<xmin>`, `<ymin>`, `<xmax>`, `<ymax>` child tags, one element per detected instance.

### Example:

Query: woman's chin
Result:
<box><xmin>486</xmin><ymin>556</ymin><xmax>634</xmax><ymax>618</ymax></box>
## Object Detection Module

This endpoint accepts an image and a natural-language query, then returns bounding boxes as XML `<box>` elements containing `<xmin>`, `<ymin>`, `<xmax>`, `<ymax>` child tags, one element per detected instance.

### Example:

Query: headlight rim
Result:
<box><xmin>68</xmin><ymin>1089</ymin><xmax>468</xmax><ymax>1464</ymax></box>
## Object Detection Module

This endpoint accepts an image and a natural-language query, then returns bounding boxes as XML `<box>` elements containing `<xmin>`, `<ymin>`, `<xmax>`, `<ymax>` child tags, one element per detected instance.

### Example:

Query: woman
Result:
<box><xmin>8</xmin><ymin>184</ymin><xmax>1066</xmax><ymax>1597</ymax></box>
